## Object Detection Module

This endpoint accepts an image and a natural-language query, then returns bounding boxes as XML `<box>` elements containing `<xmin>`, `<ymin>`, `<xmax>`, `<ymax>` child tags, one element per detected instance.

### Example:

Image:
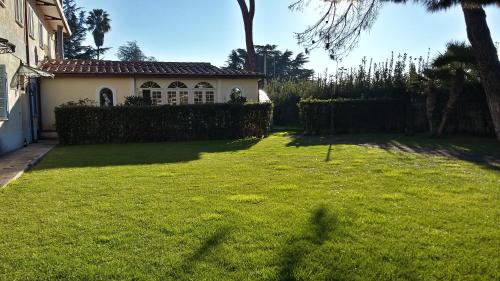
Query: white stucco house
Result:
<box><xmin>38</xmin><ymin>59</ymin><xmax>265</xmax><ymax>135</ymax></box>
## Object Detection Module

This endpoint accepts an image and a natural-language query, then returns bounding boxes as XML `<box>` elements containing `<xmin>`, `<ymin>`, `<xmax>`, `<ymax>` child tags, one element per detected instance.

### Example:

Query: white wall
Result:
<box><xmin>0</xmin><ymin>0</ymin><xmax>59</xmax><ymax>154</ymax></box>
<box><xmin>40</xmin><ymin>76</ymin><xmax>261</xmax><ymax>132</ymax></box>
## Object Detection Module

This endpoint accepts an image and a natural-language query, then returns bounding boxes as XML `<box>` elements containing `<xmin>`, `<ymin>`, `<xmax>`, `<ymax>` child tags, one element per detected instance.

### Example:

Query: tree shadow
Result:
<box><xmin>166</xmin><ymin>226</ymin><xmax>231</xmax><ymax>280</ymax></box>
<box><xmin>32</xmin><ymin>138</ymin><xmax>261</xmax><ymax>170</ymax></box>
<box><xmin>287</xmin><ymin>133</ymin><xmax>500</xmax><ymax>171</ymax></box>
<box><xmin>276</xmin><ymin>205</ymin><xmax>339</xmax><ymax>281</ymax></box>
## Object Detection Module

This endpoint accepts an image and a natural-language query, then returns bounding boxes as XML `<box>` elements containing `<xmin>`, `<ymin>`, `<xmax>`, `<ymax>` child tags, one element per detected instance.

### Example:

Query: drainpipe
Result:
<box><xmin>24</xmin><ymin>0</ymin><xmax>30</xmax><ymax>66</ymax></box>
<box><xmin>24</xmin><ymin>0</ymin><xmax>36</xmax><ymax>143</ymax></box>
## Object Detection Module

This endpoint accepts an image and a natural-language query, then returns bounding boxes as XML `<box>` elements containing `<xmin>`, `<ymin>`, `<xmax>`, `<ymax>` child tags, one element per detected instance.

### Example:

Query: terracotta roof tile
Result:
<box><xmin>40</xmin><ymin>59</ymin><xmax>265</xmax><ymax>78</ymax></box>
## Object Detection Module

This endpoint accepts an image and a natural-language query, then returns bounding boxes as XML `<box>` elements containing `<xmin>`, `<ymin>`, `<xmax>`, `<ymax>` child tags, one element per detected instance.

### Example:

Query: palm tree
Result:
<box><xmin>420</xmin><ymin>42</ymin><xmax>478</xmax><ymax>136</ymax></box>
<box><xmin>86</xmin><ymin>9</ymin><xmax>111</xmax><ymax>60</ymax></box>
<box><xmin>432</xmin><ymin>42</ymin><xmax>477</xmax><ymax>136</ymax></box>
<box><xmin>293</xmin><ymin>0</ymin><xmax>500</xmax><ymax>140</ymax></box>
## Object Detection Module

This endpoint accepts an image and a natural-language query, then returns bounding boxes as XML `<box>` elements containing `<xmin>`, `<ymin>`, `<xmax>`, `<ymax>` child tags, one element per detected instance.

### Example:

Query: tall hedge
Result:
<box><xmin>299</xmin><ymin>99</ymin><xmax>406</xmax><ymax>135</ymax></box>
<box><xmin>55</xmin><ymin>103</ymin><xmax>273</xmax><ymax>144</ymax></box>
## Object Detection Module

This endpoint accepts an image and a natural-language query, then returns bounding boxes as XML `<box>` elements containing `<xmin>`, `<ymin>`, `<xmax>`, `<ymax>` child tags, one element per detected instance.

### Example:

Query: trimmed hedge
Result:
<box><xmin>299</xmin><ymin>99</ymin><xmax>406</xmax><ymax>135</ymax></box>
<box><xmin>55</xmin><ymin>103</ymin><xmax>273</xmax><ymax>144</ymax></box>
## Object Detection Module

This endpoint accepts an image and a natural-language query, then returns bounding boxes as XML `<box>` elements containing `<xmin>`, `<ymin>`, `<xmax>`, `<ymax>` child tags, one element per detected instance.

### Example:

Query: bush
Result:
<box><xmin>299</xmin><ymin>99</ymin><xmax>406</xmax><ymax>135</ymax></box>
<box><xmin>124</xmin><ymin>96</ymin><xmax>152</xmax><ymax>106</ymax></box>
<box><xmin>55</xmin><ymin>103</ymin><xmax>273</xmax><ymax>144</ymax></box>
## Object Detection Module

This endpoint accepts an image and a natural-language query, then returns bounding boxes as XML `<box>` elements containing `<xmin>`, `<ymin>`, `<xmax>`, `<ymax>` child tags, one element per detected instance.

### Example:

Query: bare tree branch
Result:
<box><xmin>291</xmin><ymin>0</ymin><xmax>382</xmax><ymax>60</ymax></box>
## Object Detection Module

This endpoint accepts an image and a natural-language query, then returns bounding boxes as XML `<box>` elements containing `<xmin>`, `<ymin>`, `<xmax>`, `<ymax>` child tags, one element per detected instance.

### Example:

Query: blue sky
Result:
<box><xmin>77</xmin><ymin>0</ymin><xmax>500</xmax><ymax>72</ymax></box>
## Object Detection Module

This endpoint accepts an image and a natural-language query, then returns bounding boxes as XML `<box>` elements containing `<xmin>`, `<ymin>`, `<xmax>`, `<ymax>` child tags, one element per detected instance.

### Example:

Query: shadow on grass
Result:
<box><xmin>32</xmin><ymin>138</ymin><xmax>260</xmax><ymax>170</ymax></box>
<box><xmin>276</xmin><ymin>205</ymin><xmax>339</xmax><ymax>281</ymax></box>
<box><xmin>167</xmin><ymin>226</ymin><xmax>231</xmax><ymax>280</ymax></box>
<box><xmin>287</xmin><ymin>133</ymin><xmax>500</xmax><ymax>171</ymax></box>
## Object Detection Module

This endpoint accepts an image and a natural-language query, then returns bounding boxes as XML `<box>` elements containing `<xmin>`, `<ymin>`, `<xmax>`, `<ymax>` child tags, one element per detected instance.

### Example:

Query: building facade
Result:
<box><xmin>39</xmin><ymin>59</ymin><xmax>264</xmax><ymax>134</ymax></box>
<box><xmin>0</xmin><ymin>0</ymin><xmax>70</xmax><ymax>154</ymax></box>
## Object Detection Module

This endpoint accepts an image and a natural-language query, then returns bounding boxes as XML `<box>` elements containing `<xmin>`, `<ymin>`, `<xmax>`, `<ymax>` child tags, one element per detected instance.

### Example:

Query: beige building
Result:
<box><xmin>39</xmin><ymin>59</ymin><xmax>264</xmax><ymax>133</ymax></box>
<box><xmin>0</xmin><ymin>0</ymin><xmax>70</xmax><ymax>154</ymax></box>
<box><xmin>1</xmin><ymin>1</ymin><xmax>264</xmax><ymax>151</ymax></box>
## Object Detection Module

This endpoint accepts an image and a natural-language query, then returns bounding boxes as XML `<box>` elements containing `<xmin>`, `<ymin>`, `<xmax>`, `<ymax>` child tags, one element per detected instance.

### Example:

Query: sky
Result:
<box><xmin>77</xmin><ymin>0</ymin><xmax>500</xmax><ymax>73</ymax></box>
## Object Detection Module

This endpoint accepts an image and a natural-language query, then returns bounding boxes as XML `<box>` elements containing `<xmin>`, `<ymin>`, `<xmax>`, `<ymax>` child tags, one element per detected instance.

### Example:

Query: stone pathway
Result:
<box><xmin>0</xmin><ymin>140</ymin><xmax>57</xmax><ymax>188</ymax></box>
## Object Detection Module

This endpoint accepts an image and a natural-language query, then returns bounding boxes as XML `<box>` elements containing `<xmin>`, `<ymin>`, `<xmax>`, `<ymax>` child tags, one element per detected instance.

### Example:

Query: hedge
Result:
<box><xmin>55</xmin><ymin>103</ymin><xmax>273</xmax><ymax>144</ymax></box>
<box><xmin>299</xmin><ymin>98</ymin><xmax>406</xmax><ymax>135</ymax></box>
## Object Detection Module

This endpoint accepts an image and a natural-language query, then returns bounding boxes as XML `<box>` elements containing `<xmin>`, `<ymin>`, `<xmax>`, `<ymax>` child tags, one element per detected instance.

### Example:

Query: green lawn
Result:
<box><xmin>0</xmin><ymin>132</ymin><xmax>499</xmax><ymax>281</ymax></box>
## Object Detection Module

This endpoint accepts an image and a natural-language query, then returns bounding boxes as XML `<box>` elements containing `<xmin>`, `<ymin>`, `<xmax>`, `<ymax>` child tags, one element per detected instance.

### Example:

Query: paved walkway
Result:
<box><xmin>0</xmin><ymin>140</ymin><xmax>57</xmax><ymax>188</ymax></box>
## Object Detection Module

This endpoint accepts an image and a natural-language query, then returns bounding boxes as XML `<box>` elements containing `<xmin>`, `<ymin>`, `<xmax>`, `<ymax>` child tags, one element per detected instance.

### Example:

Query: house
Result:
<box><xmin>38</xmin><ymin>59</ymin><xmax>264</xmax><ymax>136</ymax></box>
<box><xmin>1</xmin><ymin>1</ymin><xmax>265</xmax><ymax>151</ymax></box>
<box><xmin>0</xmin><ymin>0</ymin><xmax>70</xmax><ymax>154</ymax></box>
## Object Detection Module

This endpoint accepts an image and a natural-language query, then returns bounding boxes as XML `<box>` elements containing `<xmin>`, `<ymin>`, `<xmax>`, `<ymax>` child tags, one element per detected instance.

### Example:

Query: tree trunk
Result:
<box><xmin>437</xmin><ymin>69</ymin><xmax>466</xmax><ymax>136</ymax></box>
<box><xmin>237</xmin><ymin>0</ymin><xmax>257</xmax><ymax>72</ymax></box>
<box><xmin>461</xmin><ymin>3</ymin><xmax>500</xmax><ymax>140</ymax></box>
<box><xmin>425</xmin><ymin>82</ymin><xmax>437</xmax><ymax>136</ymax></box>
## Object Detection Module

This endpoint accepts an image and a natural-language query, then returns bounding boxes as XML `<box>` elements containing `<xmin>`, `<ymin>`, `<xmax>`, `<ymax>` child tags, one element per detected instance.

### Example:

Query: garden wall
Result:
<box><xmin>55</xmin><ymin>103</ymin><xmax>273</xmax><ymax>144</ymax></box>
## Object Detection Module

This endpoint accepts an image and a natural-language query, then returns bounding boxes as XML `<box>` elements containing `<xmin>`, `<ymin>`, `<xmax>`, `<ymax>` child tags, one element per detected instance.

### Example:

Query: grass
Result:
<box><xmin>0</xmin><ymin>132</ymin><xmax>499</xmax><ymax>281</ymax></box>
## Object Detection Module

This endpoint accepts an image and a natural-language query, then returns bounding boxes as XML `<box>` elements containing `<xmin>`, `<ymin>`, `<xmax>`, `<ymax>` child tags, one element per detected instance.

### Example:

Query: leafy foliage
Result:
<box><xmin>123</xmin><ymin>96</ymin><xmax>152</xmax><ymax>106</ymax></box>
<box><xmin>299</xmin><ymin>98</ymin><xmax>406</xmax><ymax>135</ymax></box>
<box><xmin>63</xmin><ymin>1</ymin><xmax>111</xmax><ymax>59</ymax></box>
<box><xmin>63</xmin><ymin>0</ymin><xmax>90</xmax><ymax>59</ymax></box>
<box><xmin>117</xmin><ymin>41</ymin><xmax>157</xmax><ymax>62</ymax></box>
<box><xmin>86</xmin><ymin>9</ymin><xmax>112</xmax><ymax>60</ymax></box>
<box><xmin>226</xmin><ymin>45</ymin><xmax>314</xmax><ymax>80</ymax></box>
<box><xmin>228</xmin><ymin>89</ymin><xmax>248</xmax><ymax>104</ymax></box>
<box><xmin>55</xmin><ymin>103</ymin><xmax>273</xmax><ymax>144</ymax></box>
<box><xmin>267</xmin><ymin>53</ymin><xmax>425</xmax><ymax>124</ymax></box>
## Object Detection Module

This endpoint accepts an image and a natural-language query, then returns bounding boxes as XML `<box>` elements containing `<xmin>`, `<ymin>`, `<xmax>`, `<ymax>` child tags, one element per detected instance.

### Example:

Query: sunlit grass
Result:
<box><xmin>0</xmin><ymin>132</ymin><xmax>498</xmax><ymax>280</ymax></box>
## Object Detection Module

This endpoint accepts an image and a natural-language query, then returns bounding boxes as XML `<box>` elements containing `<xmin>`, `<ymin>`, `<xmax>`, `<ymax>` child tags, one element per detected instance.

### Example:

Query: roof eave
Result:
<box><xmin>55</xmin><ymin>0</ymin><xmax>72</xmax><ymax>36</ymax></box>
<box><xmin>43</xmin><ymin>73</ymin><xmax>265</xmax><ymax>79</ymax></box>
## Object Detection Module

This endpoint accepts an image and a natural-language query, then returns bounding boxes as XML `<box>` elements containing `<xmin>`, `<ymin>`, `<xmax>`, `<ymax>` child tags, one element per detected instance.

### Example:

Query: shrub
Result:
<box><xmin>59</xmin><ymin>98</ymin><xmax>96</xmax><ymax>107</ymax></box>
<box><xmin>124</xmin><ymin>96</ymin><xmax>152</xmax><ymax>106</ymax></box>
<box><xmin>228</xmin><ymin>89</ymin><xmax>248</xmax><ymax>104</ymax></box>
<box><xmin>55</xmin><ymin>103</ymin><xmax>273</xmax><ymax>144</ymax></box>
<box><xmin>299</xmin><ymin>99</ymin><xmax>406</xmax><ymax>135</ymax></box>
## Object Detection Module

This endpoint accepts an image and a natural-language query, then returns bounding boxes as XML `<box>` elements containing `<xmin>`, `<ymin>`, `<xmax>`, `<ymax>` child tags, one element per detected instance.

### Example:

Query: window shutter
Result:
<box><xmin>0</xmin><ymin>65</ymin><xmax>8</xmax><ymax>120</ymax></box>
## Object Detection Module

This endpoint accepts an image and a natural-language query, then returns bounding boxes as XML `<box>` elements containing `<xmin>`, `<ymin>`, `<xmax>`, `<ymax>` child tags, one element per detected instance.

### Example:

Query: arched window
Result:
<box><xmin>140</xmin><ymin>81</ymin><xmax>162</xmax><ymax>105</ymax></box>
<box><xmin>229</xmin><ymin>87</ymin><xmax>246</xmax><ymax>104</ymax></box>
<box><xmin>231</xmin><ymin>87</ymin><xmax>243</xmax><ymax>97</ymax></box>
<box><xmin>99</xmin><ymin>88</ymin><xmax>114</xmax><ymax>107</ymax></box>
<box><xmin>167</xmin><ymin>81</ymin><xmax>188</xmax><ymax>105</ymax></box>
<box><xmin>194</xmin><ymin>82</ymin><xmax>215</xmax><ymax>104</ymax></box>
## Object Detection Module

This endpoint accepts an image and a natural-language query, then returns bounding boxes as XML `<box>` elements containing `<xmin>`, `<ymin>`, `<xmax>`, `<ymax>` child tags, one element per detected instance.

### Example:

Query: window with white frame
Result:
<box><xmin>167</xmin><ymin>91</ymin><xmax>177</xmax><ymax>105</ymax></box>
<box><xmin>193</xmin><ymin>91</ymin><xmax>203</xmax><ymax>104</ymax></box>
<box><xmin>167</xmin><ymin>81</ymin><xmax>188</xmax><ymax>105</ymax></box>
<box><xmin>206</xmin><ymin>92</ymin><xmax>215</xmax><ymax>104</ymax></box>
<box><xmin>140</xmin><ymin>81</ymin><xmax>162</xmax><ymax>105</ymax></box>
<box><xmin>15</xmin><ymin>0</ymin><xmax>24</xmax><ymax>25</ymax></box>
<box><xmin>39</xmin><ymin>21</ymin><xmax>45</xmax><ymax>49</ymax></box>
<box><xmin>28</xmin><ymin>6</ymin><xmax>35</xmax><ymax>38</ymax></box>
<box><xmin>194</xmin><ymin>82</ymin><xmax>215</xmax><ymax>104</ymax></box>
<box><xmin>0</xmin><ymin>65</ymin><xmax>9</xmax><ymax>120</ymax></box>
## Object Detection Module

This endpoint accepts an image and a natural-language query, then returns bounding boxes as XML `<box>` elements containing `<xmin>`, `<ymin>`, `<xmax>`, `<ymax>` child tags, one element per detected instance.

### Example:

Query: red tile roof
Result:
<box><xmin>40</xmin><ymin>59</ymin><xmax>265</xmax><ymax>79</ymax></box>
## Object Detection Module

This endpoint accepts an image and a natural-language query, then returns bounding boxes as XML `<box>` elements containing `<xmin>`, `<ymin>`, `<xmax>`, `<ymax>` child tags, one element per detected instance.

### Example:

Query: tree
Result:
<box><xmin>86</xmin><ymin>9</ymin><xmax>111</xmax><ymax>60</ymax></box>
<box><xmin>236</xmin><ymin>0</ymin><xmax>257</xmax><ymax>71</ymax></box>
<box><xmin>432</xmin><ymin>42</ymin><xmax>477</xmax><ymax>136</ymax></box>
<box><xmin>226</xmin><ymin>45</ymin><xmax>314</xmax><ymax>80</ymax></box>
<box><xmin>63</xmin><ymin>0</ymin><xmax>89</xmax><ymax>59</ymax></box>
<box><xmin>292</xmin><ymin>0</ymin><xmax>500</xmax><ymax>140</ymax></box>
<box><xmin>117</xmin><ymin>41</ymin><xmax>157</xmax><ymax>62</ymax></box>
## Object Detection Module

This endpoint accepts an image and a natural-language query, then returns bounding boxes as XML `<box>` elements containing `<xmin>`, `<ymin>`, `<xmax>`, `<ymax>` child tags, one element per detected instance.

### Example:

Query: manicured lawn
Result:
<box><xmin>0</xmin><ymin>132</ymin><xmax>499</xmax><ymax>281</ymax></box>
